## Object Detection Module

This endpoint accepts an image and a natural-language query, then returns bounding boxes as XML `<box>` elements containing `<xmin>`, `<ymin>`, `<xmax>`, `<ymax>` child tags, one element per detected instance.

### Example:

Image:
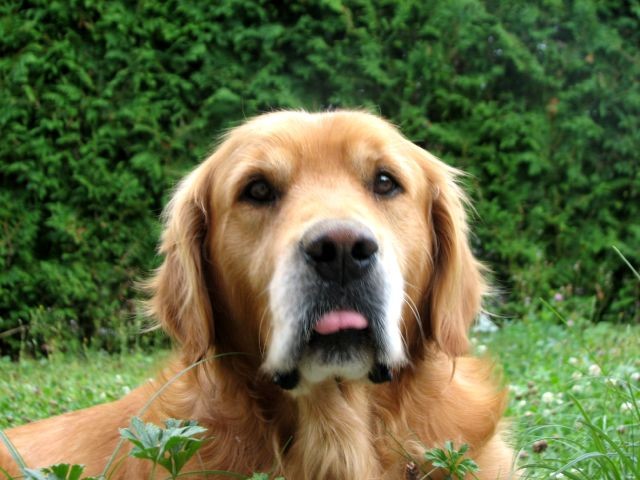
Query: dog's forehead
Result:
<box><xmin>223</xmin><ymin>111</ymin><xmax>409</xmax><ymax>175</ymax></box>
<box><xmin>236</xmin><ymin>111</ymin><xmax>400</xmax><ymax>139</ymax></box>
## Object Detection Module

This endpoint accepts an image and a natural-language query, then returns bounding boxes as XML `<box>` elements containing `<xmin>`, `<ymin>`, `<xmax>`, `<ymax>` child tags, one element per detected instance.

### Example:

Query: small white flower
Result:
<box><xmin>621</xmin><ymin>402</ymin><xmax>634</xmax><ymax>413</ymax></box>
<box><xmin>518</xmin><ymin>400</ymin><xmax>527</xmax><ymax>408</ymax></box>
<box><xmin>588</xmin><ymin>364</ymin><xmax>602</xmax><ymax>376</ymax></box>
<box><xmin>568</xmin><ymin>357</ymin><xmax>579</xmax><ymax>366</ymax></box>
<box><xmin>572</xmin><ymin>371</ymin><xmax>583</xmax><ymax>380</ymax></box>
<box><xmin>631</xmin><ymin>372</ymin><xmax>640</xmax><ymax>383</ymax></box>
<box><xmin>542</xmin><ymin>391</ymin><xmax>555</xmax><ymax>404</ymax></box>
<box><xmin>115</xmin><ymin>374</ymin><xmax>123</xmax><ymax>383</ymax></box>
<box><xmin>605</xmin><ymin>377</ymin><xmax>620</xmax><ymax>387</ymax></box>
<box><xmin>552</xmin><ymin>473</ymin><xmax>566</xmax><ymax>479</ymax></box>
<box><xmin>122</xmin><ymin>386</ymin><xmax>131</xmax><ymax>395</ymax></box>
<box><xmin>571</xmin><ymin>384</ymin><xmax>584</xmax><ymax>393</ymax></box>
<box><xmin>476</xmin><ymin>344</ymin><xmax>487</xmax><ymax>354</ymax></box>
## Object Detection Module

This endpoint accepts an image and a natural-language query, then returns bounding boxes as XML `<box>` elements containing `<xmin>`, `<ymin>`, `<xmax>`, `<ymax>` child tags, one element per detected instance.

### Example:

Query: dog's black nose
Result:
<box><xmin>301</xmin><ymin>220</ymin><xmax>378</xmax><ymax>285</ymax></box>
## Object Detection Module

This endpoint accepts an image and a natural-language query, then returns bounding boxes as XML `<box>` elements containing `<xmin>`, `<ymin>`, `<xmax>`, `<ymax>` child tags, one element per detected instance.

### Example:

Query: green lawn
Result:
<box><xmin>1</xmin><ymin>306</ymin><xmax>638</xmax><ymax>479</ymax></box>
<box><xmin>482</xmin><ymin>304</ymin><xmax>639</xmax><ymax>479</ymax></box>
<box><xmin>0</xmin><ymin>350</ymin><xmax>170</xmax><ymax>429</ymax></box>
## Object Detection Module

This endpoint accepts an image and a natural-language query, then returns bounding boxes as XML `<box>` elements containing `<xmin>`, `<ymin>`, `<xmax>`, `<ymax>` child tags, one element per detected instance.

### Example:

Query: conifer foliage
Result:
<box><xmin>1</xmin><ymin>1</ymin><xmax>638</xmax><ymax>354</ymax></box>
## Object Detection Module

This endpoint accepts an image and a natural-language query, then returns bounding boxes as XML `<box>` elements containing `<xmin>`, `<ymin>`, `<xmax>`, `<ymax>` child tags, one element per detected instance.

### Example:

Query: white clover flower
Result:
<box><xmin>122</xmin><ymin>385</ymin><xmax>131</xmax><ymax>395</ymax></box>
<box><xmin>620</xmin><ymin>402</ymin><xmax>634</xmax><ymax>413</ymax></box>
<box><xmin>568</xmin><ymin>357</ymin><xmax>579</xmax><ymax>366</ymax></box>
<box><xmin>571</xmin><ymin>384</ymin><xmax>584</xmax><ymax>394</ymax></box>
<box><xmin>572</xmin><ymin>371</ymin><xmax>583</xmax><ymax>380</ymax></box>
<box><xmin>541</xmin><ymin>391</ymin><xmax>555</xmax><ymax>404</ymax></box>
<box><xmin>605</xmin><ymin>377</ymin><xmax>620</xmax><ymax>388</ymax></box>
<box><xmin>631</xmin><ymin>372</ymin><xmax>640</xmax><ymax>383</ymax></box>
<box><xmin>476</xmin><ymin>344</ymin><xmax>487</xmax><ymax>355</ymax></box>
<box><xmin>588</xmin><ymin>364</ymin><xmax>602</xmax><ymax>376</ymax></box>
<box><xmin>518</xmin><ymin>400</ymin><xmax>527</xmax><ymax>408</ymax></box>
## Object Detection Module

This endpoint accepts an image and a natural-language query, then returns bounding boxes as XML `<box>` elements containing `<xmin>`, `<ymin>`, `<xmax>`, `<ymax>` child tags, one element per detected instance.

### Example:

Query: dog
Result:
<box><xmin>1</xmin><ymin>110</ymin><xmax>515</xmax><ymax>479</ymax></box>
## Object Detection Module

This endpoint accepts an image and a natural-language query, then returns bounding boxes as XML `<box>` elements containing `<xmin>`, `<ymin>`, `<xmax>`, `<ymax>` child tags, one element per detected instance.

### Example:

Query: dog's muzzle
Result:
<box><xmin>268</xmin><ymin>219</ymin><xmax>399</xmax><ymax>390</ymax></box>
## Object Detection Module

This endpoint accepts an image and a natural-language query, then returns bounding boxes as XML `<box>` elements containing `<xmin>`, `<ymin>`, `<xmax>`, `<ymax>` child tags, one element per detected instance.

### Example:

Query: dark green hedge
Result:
<box><xmin>1</xmin><ymin>0</ymin><xmax>638</xmax><ymax>355</ymax></box>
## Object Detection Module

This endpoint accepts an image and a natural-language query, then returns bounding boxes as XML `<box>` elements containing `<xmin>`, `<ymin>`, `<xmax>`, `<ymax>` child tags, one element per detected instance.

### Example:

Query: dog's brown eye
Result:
<box><xmin>373</xmin><ymin>172</ymin><xmax>400</xmax><ymax>197</ymax></box>
<box><xmin>242</xmin><ymin>179</ymin><xmax>278</xmax><ymax>204</ymax></box>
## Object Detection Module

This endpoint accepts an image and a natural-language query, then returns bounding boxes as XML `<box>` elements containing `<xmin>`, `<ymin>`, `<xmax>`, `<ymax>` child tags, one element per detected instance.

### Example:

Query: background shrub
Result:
<box><xmin>1</xmin><ymin>0</ymin><xmax>638</xmax><ymax>356</ymax></box>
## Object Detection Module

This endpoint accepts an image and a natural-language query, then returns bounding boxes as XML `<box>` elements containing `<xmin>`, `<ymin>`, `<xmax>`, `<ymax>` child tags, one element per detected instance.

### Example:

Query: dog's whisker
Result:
<box><xmin>257</xmin><ymin>307</ymin><xmax>270</xmax><ymax>357</ymax></box>
<box><xmin>402</xmin><ymin>292</ymin><xmax>424</xmax><ymax>342</ymax></box>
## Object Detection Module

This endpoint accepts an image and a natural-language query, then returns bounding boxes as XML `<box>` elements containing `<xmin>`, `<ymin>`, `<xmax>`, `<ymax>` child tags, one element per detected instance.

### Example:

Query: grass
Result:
<box><xmin>0</xmin><ymin>350</ymin><xmax>169</xmax><ymax>429</ymax></box>
<box><xmin>1</xmin><ymin>301</ymin><xmax>638</xmax><ymax>478</ymax></box>
<box><xmin>479</xmin><ymin>299</ymin><xmax>640</xmax><ymax>479</ymax></box>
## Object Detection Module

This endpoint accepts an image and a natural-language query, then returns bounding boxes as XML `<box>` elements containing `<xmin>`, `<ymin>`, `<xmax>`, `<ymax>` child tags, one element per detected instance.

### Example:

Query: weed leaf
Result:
<box><xmin>22</xmin><ymin>463</ymin><xmax>97</xmax><ymax>480</ymax></box>
<box><xmin>120</xmin><ymin>417</ymin><xmax>206</xmax><ymax>478</ymax></box>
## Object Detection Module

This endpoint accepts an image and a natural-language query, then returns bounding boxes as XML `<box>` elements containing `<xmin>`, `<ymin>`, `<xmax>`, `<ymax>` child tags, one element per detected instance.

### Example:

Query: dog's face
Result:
<box><xmin>150</xmin><ymin>111</ymin><xmax>485</xmax><ymax>391</ymax></box>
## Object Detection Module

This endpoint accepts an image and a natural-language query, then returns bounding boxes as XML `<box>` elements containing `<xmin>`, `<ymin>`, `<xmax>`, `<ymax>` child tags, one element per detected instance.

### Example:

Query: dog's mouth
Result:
<box><xmin>308</xmin><ymin>310</ymin><xmax>371</xmax><ymax>362</ymax></box>
<box><xmin>271</xmin><ymin>309</ymin><xmax>393</xmax><ymax>390</ymax></box>
<box><xmin>313</xmin><ymin>310</ymin><xmax>369</xmax><ymax>335</ymax></box>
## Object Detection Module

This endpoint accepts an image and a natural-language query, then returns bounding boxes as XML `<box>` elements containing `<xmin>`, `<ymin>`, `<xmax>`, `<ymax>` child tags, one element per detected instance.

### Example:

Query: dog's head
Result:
<box><xmin>148</xmin><ymin>111</ymin><xmax>485</xmax><ymax>391</ymax></box>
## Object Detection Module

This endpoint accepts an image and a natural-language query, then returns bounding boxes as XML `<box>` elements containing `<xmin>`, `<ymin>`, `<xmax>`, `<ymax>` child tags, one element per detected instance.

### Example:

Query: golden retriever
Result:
<box><xmin>1</xmin><ymin>111</ymin><xmax>515</xmax><ymax>479</ymax></box>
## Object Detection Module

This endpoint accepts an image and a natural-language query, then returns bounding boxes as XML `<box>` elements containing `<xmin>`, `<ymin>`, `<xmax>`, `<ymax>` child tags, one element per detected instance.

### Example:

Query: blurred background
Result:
<box><xmin>1</xmin><ymin>0</ymin><xmax>638</xmax><ymax>357</ymax></box>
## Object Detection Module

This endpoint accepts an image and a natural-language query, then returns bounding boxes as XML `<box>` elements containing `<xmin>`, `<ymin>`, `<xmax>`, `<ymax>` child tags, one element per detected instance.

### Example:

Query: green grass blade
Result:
<box><xmin>612</xmin><ymin>246</ymin><xmax>640</xmax><ymax>281</ymax></box>
<box><xmin>569</xmin><ymin>394</ymin><xmax>638</xmax><ymax>477</ymax></box>
<box><xmin>0</xmin><ymin>465</ymin><xmax>15</xmax><ymax>479</ymax></box>
<box><xmin>0</xmin><ymin>430</ymin><xmax>26</xmax><ymax>471</ymax></box>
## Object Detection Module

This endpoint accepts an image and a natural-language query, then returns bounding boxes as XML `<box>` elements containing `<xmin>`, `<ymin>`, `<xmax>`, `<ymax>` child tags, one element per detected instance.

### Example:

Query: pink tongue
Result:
<box><xmin>314</xmin><ymin>311</ymin><xmax>369</xmax><ymax>335</ymax></box>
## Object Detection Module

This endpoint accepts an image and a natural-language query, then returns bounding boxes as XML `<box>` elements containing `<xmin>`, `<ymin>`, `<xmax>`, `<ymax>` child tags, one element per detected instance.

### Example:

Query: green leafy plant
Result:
<box><xmin>120</xmin><ymin>417</ymin><xmax>207</xmax><ymax>480</ymax></box>
<box><xmin>1</xmin><ymin>416</ymin><xmax>272</xmax><ymax>479</ymax></box>
<box><xmin>22</xmin><ymin>464</ymin><xmax>97</xmax><ymax>480</ymax></box>
<box><xmin>246</xmin><ymin>474</ymin><xmax>285</xmax><ymax>480</ymax></box>
<box><xmin>423</xmin><ymin>441</ymin><xmax>479</xmax><ymax>479</ymax></box>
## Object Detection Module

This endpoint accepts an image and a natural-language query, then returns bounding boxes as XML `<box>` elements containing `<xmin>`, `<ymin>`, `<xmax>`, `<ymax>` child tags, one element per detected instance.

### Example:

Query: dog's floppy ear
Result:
<box><xmin>147</xmin><ymin>164</ymin><xmax>214</xmax><ymax>363</ymax></box>
<box><xmin>416</xmin><ymin>148</ymin><xmax>487</xmax><ymax>357</ymax></box>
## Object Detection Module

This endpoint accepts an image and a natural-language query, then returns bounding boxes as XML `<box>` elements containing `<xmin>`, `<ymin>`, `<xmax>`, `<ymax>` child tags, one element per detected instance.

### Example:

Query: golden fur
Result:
<box><xmin>1</xmin><ymin>111</ymin><xmax>516</xmax><ymax>479</ymax></box>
